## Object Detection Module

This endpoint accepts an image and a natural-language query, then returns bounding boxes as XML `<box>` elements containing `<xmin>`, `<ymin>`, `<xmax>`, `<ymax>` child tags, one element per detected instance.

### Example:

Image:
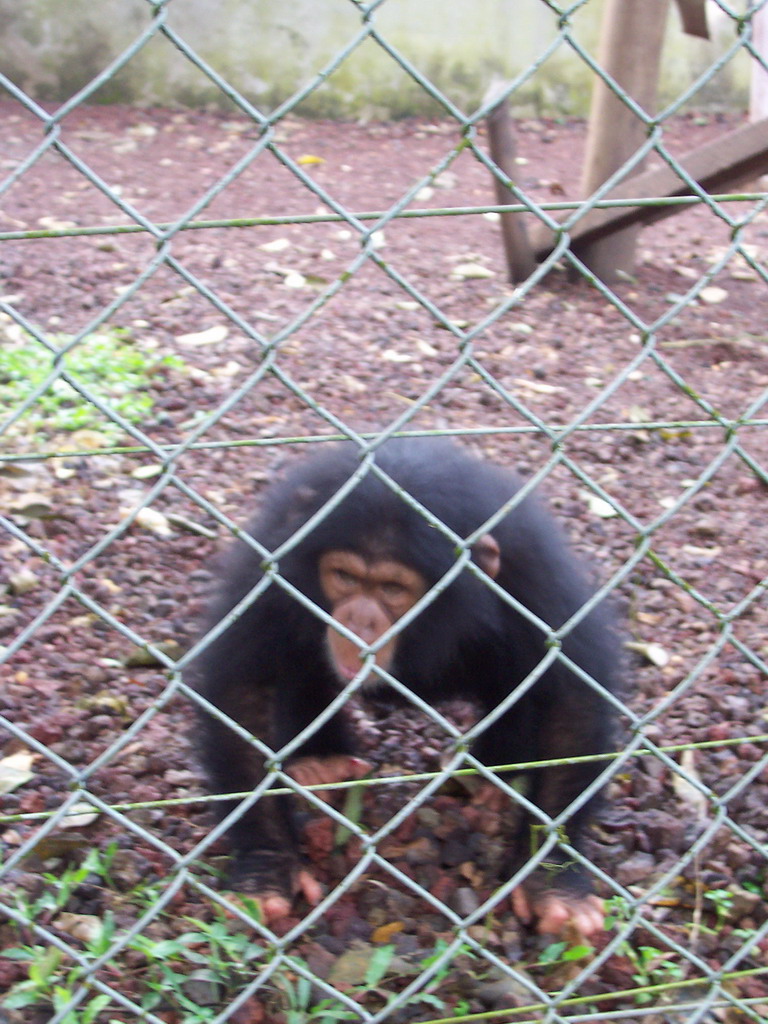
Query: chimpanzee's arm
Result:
<box><xmin>196</xmin><ymin>662</ymin><xmax>359</xmax><ymax>921</ymax></box>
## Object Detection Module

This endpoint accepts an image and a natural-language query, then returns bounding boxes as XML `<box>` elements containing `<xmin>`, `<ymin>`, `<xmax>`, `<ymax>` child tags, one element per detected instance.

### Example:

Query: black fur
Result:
<box><xmin>192</xmin><ymin>438</ymin><xmax>620</xmax><ymax>902</ymax></box>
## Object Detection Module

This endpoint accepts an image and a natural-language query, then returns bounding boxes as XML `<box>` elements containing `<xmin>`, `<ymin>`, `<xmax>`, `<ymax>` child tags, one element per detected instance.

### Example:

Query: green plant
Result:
<box><xmin>275</xmin><ymin>940</ymin><xmax>484</xmax><ymax>1023</ymax></box>
<box><xmin>537</xmin><ymin>938</ymin><xmax>593</xmax><ymax>969</ymax></box>
<box><xmin>279</xmin><ymin>975</ymin><xmax>359</xmax><ymax>1024</ymax></box>
<box><xmin>703</xmin><ymin>887</ymin><xmax>733</xmax><ymax>930</ymax></box>
<box><xmin>7</xmin><ymin>844</ymin><xmax>118</xmax><ymax>921</ymax></box>
<box><xmin>127</xmin><ymin>909</ymin><xmax>267</xmax><ymax>1016</ymax></box>
<box><xmin>1</xmin><ymin>846</ymin><xmax>121</xmax><ymax>1021</ymax></box>
<box><xmin>1</xmin><ymin>903</ymin><xmax>264</xmax><ymax>1023</ymax></box>
<box><xmin>628</xmin><ymin>945</ymin><xmax>685</xmax><ymax>1003</ymax></box>
<box><xmin>274</xmin><ymin>947</ymin><xmax>395</xmax><ymax>1023</ymax></box>
<box><xmin>1</xmin><ymin>927</ymin><xmax>126</xmax><ymax>1023</ymax></box>
<box><xmin>604</xmin><ymin>896</ymin><xmax>685</xmax><ymax>1004</ymax></box>
<box><xmin>0</xmin><ymin>325</ymin><xmax>183</xmax><ymax>444</ymax></box>
<box><xmin>2</xmin><ymin>848</ymin><xmax>484</xmax><ymax>1024</ymax></box>
<box><xmin>0</xmin><ymin>944</ymin><xmax>114</xmax><ymax>1023</ymax></box>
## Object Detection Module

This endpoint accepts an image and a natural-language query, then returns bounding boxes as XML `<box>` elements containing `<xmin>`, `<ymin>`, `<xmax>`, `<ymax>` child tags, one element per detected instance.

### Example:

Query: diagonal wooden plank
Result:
<box><xmin>532</xmin><ymin>117</ymin><xmax>768</xmax><ymax>262</ymax></box>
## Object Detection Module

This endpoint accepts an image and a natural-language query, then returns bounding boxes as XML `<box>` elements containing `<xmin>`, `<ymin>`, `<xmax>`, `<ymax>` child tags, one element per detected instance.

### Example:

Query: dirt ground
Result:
<box><xmin>1</xmin><ymin>102</ymin><xmax>768</xmax><ymax>1019</ymax></box>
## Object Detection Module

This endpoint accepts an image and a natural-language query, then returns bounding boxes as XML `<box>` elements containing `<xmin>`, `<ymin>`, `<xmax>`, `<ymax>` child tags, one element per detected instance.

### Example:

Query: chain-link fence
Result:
<box><xmin>2</xmin><ymin>1</ymin><xmax>768</xmax><ymax>1021</ymax></box>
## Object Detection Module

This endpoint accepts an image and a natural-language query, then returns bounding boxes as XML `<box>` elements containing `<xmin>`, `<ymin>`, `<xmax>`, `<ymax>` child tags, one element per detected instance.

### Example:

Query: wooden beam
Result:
<box><xmin>532</xmin><ymin>117</ymin><xmax>768</xmax><ymax>262</ymax></box>
<box><xmin>577</xmin><ymin>0</ymin><xmax>670</xmax><ymax>280</ymax></box>
<box><xmin>484</xmin><ymin>86</ymin><xmax>537</xmax><ymax>283</ymax></box>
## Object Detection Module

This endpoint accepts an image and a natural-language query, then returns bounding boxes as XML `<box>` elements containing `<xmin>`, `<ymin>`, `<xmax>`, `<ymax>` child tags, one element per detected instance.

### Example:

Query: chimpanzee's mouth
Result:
<box><xmin>336</xmin><ymin>659</ymin><xmax>391</xmax><ymax>688</ymax></box>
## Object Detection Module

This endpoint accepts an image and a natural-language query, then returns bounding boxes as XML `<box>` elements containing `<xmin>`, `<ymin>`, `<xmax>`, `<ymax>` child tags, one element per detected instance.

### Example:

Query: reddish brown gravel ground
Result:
<box><xmin>1</xmin><ymin>102</ymin><xmax>767</xmax><ymax>1020</ymax></box>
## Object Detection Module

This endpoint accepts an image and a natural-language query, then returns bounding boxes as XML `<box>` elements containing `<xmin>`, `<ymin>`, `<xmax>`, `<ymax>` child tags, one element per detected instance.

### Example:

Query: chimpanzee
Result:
<box><xmin>192</xmin><ymin>438</ymin><xmax>620</xmax><ymax>937</ymax></box>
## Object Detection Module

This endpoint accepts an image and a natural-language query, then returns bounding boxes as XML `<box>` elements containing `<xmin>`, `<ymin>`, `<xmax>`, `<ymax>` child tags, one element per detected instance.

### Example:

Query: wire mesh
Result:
<box><xmin>1</xmin><ymin>1</ymin><xmax>768</xmax><ymax>1022</ymax></box>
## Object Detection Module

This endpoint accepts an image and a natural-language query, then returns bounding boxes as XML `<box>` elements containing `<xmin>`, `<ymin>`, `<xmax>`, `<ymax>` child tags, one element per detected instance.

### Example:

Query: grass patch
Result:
<box><xmin>0</xmin><ymin>322</ymin><xmax>183</xmax><ymax>448</ymax></box>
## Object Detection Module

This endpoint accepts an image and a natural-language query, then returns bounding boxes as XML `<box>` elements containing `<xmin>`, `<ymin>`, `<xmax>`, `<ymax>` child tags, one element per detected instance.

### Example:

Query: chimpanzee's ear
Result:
<box><xmin>284</xmin><ymin>485</ymin><xmax>320</xmax><ymax>525</ymax></box>
<box><xmin>472</xmin><ymin>534</ymin><xmax>501</xmax><ymax>579</ymax></box>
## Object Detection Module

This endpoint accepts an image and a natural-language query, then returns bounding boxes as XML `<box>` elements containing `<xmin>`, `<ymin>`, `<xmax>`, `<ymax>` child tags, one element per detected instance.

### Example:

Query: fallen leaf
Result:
<box><xmin>210</xmin><ymin>360</ymin><xmax>246</xmax><ymax>378</ymax></box>
<box><xmin>37</xmin><ymin>216</ymin><xmax>76</xmax><ymax>230</ymax></box>
<box><xmin>636</xmin><ymin>611</ymin><xmax>662</xmax><ymax>625</ymax></box>
<box><xmin>672</xmin><ymin>750</ymin><xmax>708</xmax><ymax>822</ymax></box>
<box><xmin>0</xmin><ymin>751</ymin><xmax>35</xmax><ymax>794</ymax></box>
<box><xmin>512</xmin><ymin>377</ymin><xmax>563</xmax><ymax>395</ymax></box>
<box><xmin>381</xmin><ymin>350</ymin><xmax>414</xmax><ymax>363</ymax></box>
<box><xmin>8</xmin><ymin>568</ymin><xmax>38</xmax><ymax>595</ymax></box>
<box><xmin>9</xmin><ymin>494</ymin><xmax>55</xmax><ymax>518</ymax></box>
<box><xmin>67</xmin><ymin>429</ymin><xmax>113</xmax><ymax>450</ymax></box>
<box><xmin>176</xmin><ymin>324</ymin><xmax>229</xmax><ymax>347</ymax></box>
<box><xmin>328</xmin><ymin>944</ymin><xmax>381</xmax><ymax>987</ymax></box>
<box><xmin>371</xmin><ymin>921</ymin><xmax>404</xmax><ymax>944</ymax></box>
<box><xmin>23</xmin><ymin>835</ymin><xmax>91</xmax><ymax>860</ymax></box>
<box><xmin>699</xmin><ymin>286</ymin><xmax>728</xmax><ymax>304</ymax></box>
<box><xmin>434</xmin><ymin>171</ymin><xmax>457</xmax><ymax>189</ymax></box>
<box><xmin>682</xmin><ymin>544</ymin><xmax>722</xmax><ymax>558</ymax></box>
<box><xmin>54</xmin><ymin>913</ymin><xmax>103</xmax><ymax>944</ymax></box>
<box><xmin>131</xmin><ymin>464</ymin><xmax>163</xmax><ymax>480</ymax></box>
<box><xmin>625</xmin><ymin>640</ymin><xmax>670</xmax><ymax>667</ymax></box>
<box><xmin>459</xmin><ymin>860</ymin><xmax>484</xmax><ymax>887</ymax></box>
<box><xmin>451</xmin><ymin>262</ymin><xmax>495</xmax><ymax>280</ymax></box>
<box><xmin>259</xmin><ymin>237</ymin><xmax>291</xmax><ymax>252</ymax></box>
<box><xmin>509</xmin><ymin>321</ymin><xmax>534</xmax><ymax>336</ymax></box>
<box><xmin>582</xmin><ymin>492</ymin><xmax>618</xmax><ymax>519</ymax></box>
<box><xmin>165</xmin><ymin>512</ymin><xmax>218</xmax><ymax>538</ymax></box>
<box><xmin>124</xmin><ymin>639</ymin><xmax>184</xmax><ymax>667</ymax></box>
<box><xmin>283</xmin><ymin>272</ymin><xmax>306</xmax><ymax>289</ymax></box>
<box><xmin>675</xmin><ymin>265</ymin><xmax>699</xmax><ymax>280</ymax></box>
<box><xmin>627</xmin><ymin>404</ymin><xmax>652</xmax><ymax>423</ymax></box>
<box><xmin>133</xmin><ymin>507</ymin><xmax>174</xmax><ymax>537</ymax></box>
<box><xmin>730</xmin><ymin>267</ymin><xmax>758</xmax><ymax>281</ymax></box>
<box><xmin>61</xmin><ymin>802</ymin><xmax>99</xmax><ymax>829</ymax></box>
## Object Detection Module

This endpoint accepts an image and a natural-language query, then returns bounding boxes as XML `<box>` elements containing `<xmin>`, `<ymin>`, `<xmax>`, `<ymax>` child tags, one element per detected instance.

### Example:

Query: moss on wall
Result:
<box><xmin>0</xmin><ymin>0</ymin><xmax>751</xmax><ymax>118</ymax></box>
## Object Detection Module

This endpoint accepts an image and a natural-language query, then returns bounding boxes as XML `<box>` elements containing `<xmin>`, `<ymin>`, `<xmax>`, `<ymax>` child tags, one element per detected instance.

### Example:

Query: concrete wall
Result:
<box><xmin>0</xmin><ymin>0</ymin><xmax>752</xmax><ymax>118</ymax></box>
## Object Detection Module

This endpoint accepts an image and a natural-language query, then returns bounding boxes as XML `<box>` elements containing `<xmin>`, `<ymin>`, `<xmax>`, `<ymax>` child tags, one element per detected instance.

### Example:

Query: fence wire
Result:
<box><xmin>1</xmin><ymin>1</ymin><xmax>768</xmax><ymax>1022</ymax></box>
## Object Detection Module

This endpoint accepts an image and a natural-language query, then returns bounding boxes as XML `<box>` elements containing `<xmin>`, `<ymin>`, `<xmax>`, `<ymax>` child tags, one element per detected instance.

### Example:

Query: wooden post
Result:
<box><xmin>578</xmin><ymin>0</ymin><xmax>671</xmax><ymax>281</ymax></box>
<box><xmin>674</xmin><ymin>0</ymin><xmax>709</xmax><ymax>39</ymax></box>
<box><xmin>484</xmin><ymin>82</ymin><xmax>536</xmax><ymax>283</ymax></box>
<box><xmin>749</xmin><ymin>2</ymin><xmax>768</xmax><ymax>122</ymax></box>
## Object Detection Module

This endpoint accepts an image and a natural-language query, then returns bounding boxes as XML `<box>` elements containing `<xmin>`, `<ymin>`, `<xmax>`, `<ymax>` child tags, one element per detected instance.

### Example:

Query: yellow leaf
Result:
<box><xmin>297</xmin><ymin>153</ymin><xmax>325</xmax><ymax>165</ymax></box>
<box><xmin>371</xmin><ymin>921</ymin><xmax>404</xmax><ymax>944</ymax></box>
